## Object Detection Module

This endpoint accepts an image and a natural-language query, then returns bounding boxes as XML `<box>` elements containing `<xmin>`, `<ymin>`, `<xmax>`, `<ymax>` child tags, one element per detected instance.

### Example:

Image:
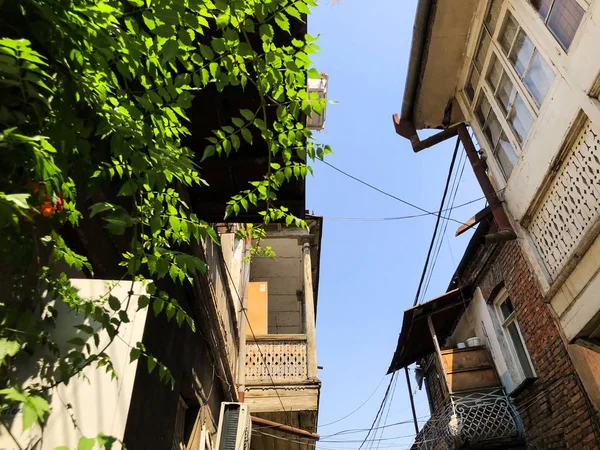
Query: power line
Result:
<box><xmin>319</xmin><ymin>375</ymin><xmax>387</xmax><ymax>427</ymax></box>
<box><xmin>320</xmin><ymin>160</ymin><xmax>465</xmax><ymax>226</ymax></box>
<box><xmin>357</xmin><ymin>372</ymin><xmax>397</xmax><ymax>450</ymax></box>
<box><xmin>420</xmin><ymin>149</ymin><xmax>468</xmax><ymax>302</ymax></box>
<box><xmin>318</xmin><ymin>195</ymin><xmax>485</xmax><ymax>222</ymax></box>
<box><xmin>221</xmin><ymin>258</ymin><xmax>292</xmax><ymax>425</ymax></box>
<box><xmin>412</xmin><ymin>137</ymin><xmax>461</xmax><ymax>307</ymax></box>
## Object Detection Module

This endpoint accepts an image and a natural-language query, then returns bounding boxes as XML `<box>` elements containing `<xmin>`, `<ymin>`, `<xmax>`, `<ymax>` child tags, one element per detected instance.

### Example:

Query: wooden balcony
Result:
<box><xmin>245</xmin><ymin>335</ymin><xmax>320</xmax><ymax>450</ymax></box>
<box><xmin>244</xmin><ymin>334</ymin><xmax>320</xmax><ymax>413</ymax></box>
<box><xmin>243</xmin><ymin>224</ymin><xmax>322</xmax><ymax>450</ymax></box>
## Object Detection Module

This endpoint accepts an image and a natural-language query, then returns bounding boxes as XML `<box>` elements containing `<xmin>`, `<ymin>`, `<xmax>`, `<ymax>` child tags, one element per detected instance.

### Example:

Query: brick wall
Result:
<box><xmin>459</xmin><ymin>237</ymin><xmax>600</xmax><ymax>449</ymax></box>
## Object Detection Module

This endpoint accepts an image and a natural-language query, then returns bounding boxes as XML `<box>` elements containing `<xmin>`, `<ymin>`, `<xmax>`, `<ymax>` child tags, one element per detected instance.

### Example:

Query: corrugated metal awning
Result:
<box><xmin>387</xmin><ymin>286</ymin><xmax>471</xmax><ymax>374</ymax></box>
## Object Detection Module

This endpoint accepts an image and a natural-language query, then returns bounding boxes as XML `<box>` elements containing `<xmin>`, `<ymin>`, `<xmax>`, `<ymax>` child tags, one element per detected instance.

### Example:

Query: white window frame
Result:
<box><xmin>525</xmin><ymin>0</ymin><xmax>588</xmax><ymax>51</ymax></box>
<box><xmin>458</xmin><ymin>0</ymin><xmax>559</xmax><ymax>185</ymax></box>
<box><xmin>494</xmin><ymin>289</ymin><xmax>536</xmax><ymax>384</ymax></box>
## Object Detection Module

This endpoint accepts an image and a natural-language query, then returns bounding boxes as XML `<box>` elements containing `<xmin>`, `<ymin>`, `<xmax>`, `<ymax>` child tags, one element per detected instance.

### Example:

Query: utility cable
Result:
<box><xmin>221</xmin><ymin>259</ymin><xmax>292</xmax><ymax>425</ymax></box>
<box><xmin>420</xmin><ymin>149</ymin><xmax>468</xmax><ymax>302</ymax></box>
<box><xmin>321</xmin><ymin>160</ymin><xmax>465</xmax><ymax>225</ymax></box>
<box><xmin>357</xmin><ymin>372</ymin><xmax>397</xmax><ymax>450</ymax></box>
<box><xmin>412</xmin><ymin>136</ymin><xmax>461</xmax><ymax>307</ymax></box>
<box><xmin>319</xmin><ymin>375</ymin><xmax>387</xmax><ymax>427</ymax></box>
<box><xmin>319</xmin><ymin>195</ymin><xmax>485</xmax><ymax>222</ymax></box>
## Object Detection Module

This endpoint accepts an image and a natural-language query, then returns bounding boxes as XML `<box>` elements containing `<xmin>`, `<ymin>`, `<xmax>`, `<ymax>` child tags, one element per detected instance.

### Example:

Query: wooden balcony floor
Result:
<box><xmin>250</xmin><ymin>410</ymin><xmax>318</xmax><ymax>450</ymax></box>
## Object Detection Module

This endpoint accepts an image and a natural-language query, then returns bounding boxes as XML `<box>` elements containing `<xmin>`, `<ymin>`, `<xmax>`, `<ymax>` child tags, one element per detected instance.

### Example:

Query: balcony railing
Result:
<box><xmin>245</xmin><ymin>335</ymin><xmax>308</xmax><ymax>383</ymax></box>
<box><xmin>414</xmin><ymin>389</ymin><xmax>524</xmax><ymax>449</ymax></box>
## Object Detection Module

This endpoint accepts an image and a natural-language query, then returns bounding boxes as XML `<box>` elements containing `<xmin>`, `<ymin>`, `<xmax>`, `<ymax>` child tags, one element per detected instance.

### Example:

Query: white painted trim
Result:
<box><xmin>493</xmin><ymin>289</ymin><xmax>537</xmax><ymax>381</ymax></box>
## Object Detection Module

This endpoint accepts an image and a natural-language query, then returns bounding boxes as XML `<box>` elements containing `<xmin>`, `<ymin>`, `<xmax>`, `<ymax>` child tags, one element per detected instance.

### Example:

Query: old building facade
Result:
<box><xmin>0</xmin><ymin>220</ymin><xmax>324</xmax><ymax>450</ymax></box>
<box><xmin>391</xmin><ymin>0</ymin><xmax>600</xmax><ymax>447</ymax></box>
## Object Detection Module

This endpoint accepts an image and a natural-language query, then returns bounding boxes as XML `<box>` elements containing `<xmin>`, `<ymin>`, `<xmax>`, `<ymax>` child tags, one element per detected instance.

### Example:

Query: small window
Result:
<box><xmin>496</xmin><ymin>293</ymin><xmax>536</xmax><ymax>383</ymax></box>
<box><xmin>464</xmin><ymin>0</ymin><xmax>500</xmax><ymax>104</ymax></box>
<box><xmin>499</xmin><ymin>12</ymin><xmax>555</xmax><ymax>108</ymax></box>
<box><xmin>529</xmin><ymin>0</ymin><xmax>585</xmax><ymax>50</ymax></box>
<box><xmin>474</xmin><ymin>91</ymin><xmax>519</xmax><ymax>178</ymax></box>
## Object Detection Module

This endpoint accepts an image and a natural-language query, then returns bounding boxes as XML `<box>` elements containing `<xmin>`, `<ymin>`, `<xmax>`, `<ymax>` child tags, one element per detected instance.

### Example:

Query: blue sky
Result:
<box><xmin>306</xmin><ymin>1</ymin><xmax>486</xmax><ymax>448</ymax></box>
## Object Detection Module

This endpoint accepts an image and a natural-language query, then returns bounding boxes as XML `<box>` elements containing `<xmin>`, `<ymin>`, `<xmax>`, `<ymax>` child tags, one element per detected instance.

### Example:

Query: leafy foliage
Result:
<box><xmin>0</xmin><ymin>0</ymin><xmax>330</xmax><ymax>447</ymax></box>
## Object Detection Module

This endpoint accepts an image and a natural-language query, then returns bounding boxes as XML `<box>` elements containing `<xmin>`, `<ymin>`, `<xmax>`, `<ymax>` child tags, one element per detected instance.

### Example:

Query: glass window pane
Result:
<box><xmin>500</xmin><ymin>14</ymin><xmax>519</xmax><ymax>55</ymax></box>
<box><xmin>484</xmin><ymin>108</ymin><xmax>503</xmax><ymax>147</ymax></box>
<box><xmin>475</xmin><ymin>94</ymin><xmax>492</xmax><ymax>126</ymax></box>
<box><xmin>496</xmin><ymin>73</ymin><xmax>517</xmax><ymax>114</ymax></box>
<box><xmin>475</xmin><ymin>29</ymin><xmax>491</xmax><ymax>72</ymax></box>
<box><xmin>524</xmin><ymin>51</ymin><xmax>555</xmax><ymax>106</ymax></box>
<box><xmin>529</xmin><ymin>0</ymin><xmax>554</xmax><ymax>20</ymax></box>
<box><xmin>500</xmin><ymin>298</ymin><xmax>514</xmax><ymax>320</ymax></box>
<box><xmin>547</xmin><ymin>0</ymin><xmax>585</xmax><ymax>50</ymax></box>
<box><xmin>495</xmin><ymin>133</ymin><xmax>518</xmax><ymax>178</ymax></box>
<box><xmin>487</xmin><ymin>55</ymin><xmax>503</xmax><ymax>92</ymax></box>
<box><xmin>509</xmin><ymin>30</ymin><xmax>535</xmax><ymax>77</ymax></box>
<box><xmin>465</xmin><ymin>65</ymin><xmax>480</xmax><ymax>102</ymax></box>
<box><xmin>508</xmin><ymin>95</ymin><xmax>534</xmax><ymax>143</ymax></box>
<box><xmin>507</xmin><ymin>322</ymin><xmax>535</xmax><ymax>378</ymax></box>
<box><xmin>485</xmin><ymin>0</ymin><xmax>503</xmax><ymax>35</ymax></box>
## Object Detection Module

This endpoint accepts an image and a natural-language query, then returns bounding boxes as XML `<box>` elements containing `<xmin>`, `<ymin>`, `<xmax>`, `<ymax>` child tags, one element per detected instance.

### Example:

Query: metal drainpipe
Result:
<box><xmin>456</xmin><ymin>124</ymin><xmax>515</xmax><ymax>239</ymax></box>
<box><xmin>392</xmin><ymin>114</ymin><xmax>516</xmax><ymax>242</ymax></box>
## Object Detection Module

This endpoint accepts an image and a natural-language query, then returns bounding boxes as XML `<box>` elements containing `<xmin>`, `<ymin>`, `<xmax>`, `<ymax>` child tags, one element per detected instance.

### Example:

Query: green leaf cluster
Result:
<box><xmin>0</xmin><ymin>0</ymin><xmax>331</xmax><ymax>445</ymax></box>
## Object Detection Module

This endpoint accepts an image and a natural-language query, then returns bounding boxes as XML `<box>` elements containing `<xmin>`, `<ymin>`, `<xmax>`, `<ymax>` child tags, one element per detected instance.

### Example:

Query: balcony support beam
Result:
<box><xmin>251</xmin><ymin>416</ymin><xmax>320</xmax><ymax>441</ymax></box>
<box><xmin>428</xmin><ymin>316</ymin><xmax>450</xmax><ymax>397</ymax></box>
<box><xmin>302</xmin><ymin>239</ymin><xmax>319</xmax><ymax>380</ymax></box>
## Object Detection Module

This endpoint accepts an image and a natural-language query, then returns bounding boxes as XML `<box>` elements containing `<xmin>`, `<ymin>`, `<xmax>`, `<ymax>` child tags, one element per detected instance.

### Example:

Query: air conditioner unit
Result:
<box><xmin>306</xmin><ymin>73</ymin><xmax>329</xmax><ymax>130</ymax></box>
<box><xmin>214</xmin><ymin>402</ymin><xmax>252</xmax><ymax>450</ymax></box>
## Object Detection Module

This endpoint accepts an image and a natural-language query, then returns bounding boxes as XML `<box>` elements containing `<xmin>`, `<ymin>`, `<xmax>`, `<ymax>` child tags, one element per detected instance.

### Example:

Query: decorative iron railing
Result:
<box><xmin>414</xmin><ymin>389</ymin><xmax>524</xmax><ymax>449</ymax></box>
<box><xmin>245</xmin><ymin>335</ymin><xmax>308</xmax><ymax>382</ymax></box>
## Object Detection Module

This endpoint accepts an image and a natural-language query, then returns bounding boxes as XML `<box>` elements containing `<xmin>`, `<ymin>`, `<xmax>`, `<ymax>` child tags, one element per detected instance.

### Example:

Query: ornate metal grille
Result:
<box><xmin>245</xmin><ymin>338</ymin><xmax>307</xmax><ymax>382</ymax></box>
<box><xmin>529</xmin><ymin>119</ymin><xmax>600</xmax><ymax>279</ymax></box>
<box><xmin>413</xmin><ymin>389</ymin><xmax>523</xmax><ymax>449</ymax></box>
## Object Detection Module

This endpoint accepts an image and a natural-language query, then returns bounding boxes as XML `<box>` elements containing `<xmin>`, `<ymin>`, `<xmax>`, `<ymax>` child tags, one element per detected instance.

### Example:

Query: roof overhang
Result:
<box><xmin>401</xmin><ymin>0</ymin><xmax>478</xmax><ymax>130</ymax></box>
<box><xmin>387</xmin><ymin>286</ymin><xmax>472</xmax><ymax>374</ymax></box>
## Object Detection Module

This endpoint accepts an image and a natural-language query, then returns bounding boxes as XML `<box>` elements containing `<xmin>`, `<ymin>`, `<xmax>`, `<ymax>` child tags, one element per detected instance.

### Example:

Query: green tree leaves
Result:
<box><xmin>0</xmin><ymin>0</ymin><xmax>329</xmax><ymax>446</ymax></box>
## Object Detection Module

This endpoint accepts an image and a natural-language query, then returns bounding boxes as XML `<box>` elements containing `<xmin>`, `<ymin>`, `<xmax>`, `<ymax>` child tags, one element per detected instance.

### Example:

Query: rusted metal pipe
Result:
<box><xmin>251</xmin><ymin>416</ymin><xmax>320</xmax><ymax>440</ymax></box>
<box><xmin>393</xmin><ymin>114</ymin><xmax>459</xmax><ymax>153</ymax></box>
<box><xmin>456</xmin><ymin>124</ymin><xmax>515</xmax><ymax>237</ymax></box>
<box><xmin>455</xmin><ymin>206</ymin><xmax>491</xmax><ymax>237</ymax></box>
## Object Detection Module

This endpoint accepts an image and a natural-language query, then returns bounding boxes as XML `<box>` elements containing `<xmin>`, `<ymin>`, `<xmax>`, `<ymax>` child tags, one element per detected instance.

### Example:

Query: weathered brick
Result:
<box><xmin>456</xmin><ymin>235</ymin><xmax>599</xmax><ymax>448</ymax></box>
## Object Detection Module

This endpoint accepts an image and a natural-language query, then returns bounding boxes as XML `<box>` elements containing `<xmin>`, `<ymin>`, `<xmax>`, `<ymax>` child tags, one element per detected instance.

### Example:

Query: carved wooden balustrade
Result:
<box><xmin>245</xmin><ymin>335</ymin><xmax>309</xmax><ymax>383</ymax></box>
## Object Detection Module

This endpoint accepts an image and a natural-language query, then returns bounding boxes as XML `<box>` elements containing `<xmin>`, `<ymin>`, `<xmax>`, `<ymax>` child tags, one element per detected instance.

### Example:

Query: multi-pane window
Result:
<box><xmin>464</xmin><ymin>2</ymin><xmax>556</xmax><ymax>180</ymax></box>
<box><xmin>465</xmin><ymin>0</ymin><xmax>502</xmax><ymax>102</ymax></box>
<box><xmin>499</xmin><ymin>13</ymin><xmax>555</xmax><ymax>107</ymax></box>
<box><xmin>529</xmin><ymin>0</ymin><xmax>585</xmax><ymax>50</ymax></box>
<box><xmin>475</xmin><ymin>93</ymin><xmax>518</xmax><ymax>178</ymax></box>
<box><xmin>496</xmin><ymin>295</ymin><xmax>536</xmax><ymax>383</ymax></box>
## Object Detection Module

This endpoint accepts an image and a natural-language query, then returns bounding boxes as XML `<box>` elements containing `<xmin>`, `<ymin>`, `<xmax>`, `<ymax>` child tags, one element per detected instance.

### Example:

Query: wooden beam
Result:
<box><xmin>302</xmin><ymin>239</ymin><xmax>318</xmax><ymax>380</ymax></box>
<box><xmin>455</xmin><ymin>206</ymin><xmax>491</xmax><ymax>236</ymax></box>
<box><xmin>405</xmin><ymin>367</ymin><xmax>420</xmax><ymax>435</ymax></box>
<box><xmin>251</xmin><ymin>416</ymin><xmax>320</xmax><ymax>441</ymax></box>
<box><xmin>427</xmin><ymin>316</ymin><xmax>451</xmax><ymax>396</ymax></box>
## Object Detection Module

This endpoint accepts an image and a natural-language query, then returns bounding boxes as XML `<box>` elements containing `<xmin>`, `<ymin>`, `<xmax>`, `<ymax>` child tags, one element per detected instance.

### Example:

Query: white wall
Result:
<box><xmin>0</xmin><ymin>280</ymin><xmax>148</xmax><ymax>450</ymax></box>
<box><xmin>455</xmin><ymin>0</ymin><xmax>600</xmax><ymax>341</ymax></box>
<box><xmin>451</xmin><ymin>288</ymin><xmax>520</xmax><ymax>393</ymax></box>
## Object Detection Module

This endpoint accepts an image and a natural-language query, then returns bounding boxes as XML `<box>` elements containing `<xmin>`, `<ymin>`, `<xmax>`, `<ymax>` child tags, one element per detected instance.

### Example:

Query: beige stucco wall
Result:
<box><xmin>250</xmin><ymin>238</ymin><xmax>304</xmax><ymax>334</ymax></box>
<box><xmin>0</xmin><ymin>279</ymin><xmax>148</xmax><ymax>450</ymax></box>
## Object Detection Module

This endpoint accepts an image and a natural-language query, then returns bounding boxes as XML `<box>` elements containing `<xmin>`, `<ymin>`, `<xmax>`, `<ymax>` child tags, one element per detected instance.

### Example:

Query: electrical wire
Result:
<box><xmin>412</xmin><ymin>137</ymin><xmax>461</xmax><ymax>307</ymax></box>
<box><xmin>319</xmin><ymin>195</ymin><xmax>485</xmax><ymax>222</ymax></box>
<box><xmin>221</xmin><ymin>259</ymin><xmax>292</xmax><ymax>425</ymax></box>
<box><xmin>356</xmin><ymin>372</ymin><xmax>397</xmax><ymax>450</ymax></box>
<box><xmin>320</xmin><ymin>160</ymin><xmax>466</xmax><ymax>226</ymax></box>
<box><xmin>420</xmin><ymin>149</ymin><xmax>468</xmax><ymax>302</ymax></box>
<box><xmin>318</xmin><ymin>375</ymin><xmax>387</xmax><ymax>428</ymax></box>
